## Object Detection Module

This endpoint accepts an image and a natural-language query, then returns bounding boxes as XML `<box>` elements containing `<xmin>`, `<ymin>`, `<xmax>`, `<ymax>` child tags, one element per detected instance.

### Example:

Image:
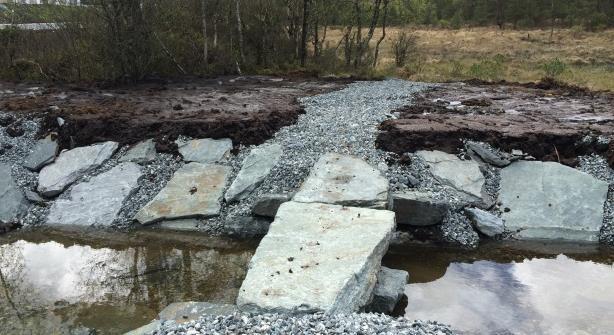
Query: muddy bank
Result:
<box><xmin>377</xmin><ymin>82</ymin><xmax>614</xmax><ymax>167</ymax></box>
<box><xmin>0</xmin><ymin>76</ymin><xmax>345</xmax><ymax>152</ymax></box>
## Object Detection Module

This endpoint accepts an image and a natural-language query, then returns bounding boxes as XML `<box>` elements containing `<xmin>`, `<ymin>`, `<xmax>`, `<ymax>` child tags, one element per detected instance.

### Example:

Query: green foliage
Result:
<box><xmin>469</xmin><ymin>55</ymin><xmax>506</xmax><ymax>81</ymax></box>
<box><xmin>542</xmin><ymin>58</ymin><xmax>568</xmax><ymax>78</ymax></box>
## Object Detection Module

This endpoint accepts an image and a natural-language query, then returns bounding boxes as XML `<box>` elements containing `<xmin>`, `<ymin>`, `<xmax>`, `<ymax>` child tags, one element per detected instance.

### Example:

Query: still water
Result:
<box><xmin>384</xmin><ymin>242</ymin><xmax>614</xmax><ymax>335</ymax></box>
<box><xmin>1</xmin><ymin>229</ymin><xmax>614</xmax><ymax>335</ymax></box>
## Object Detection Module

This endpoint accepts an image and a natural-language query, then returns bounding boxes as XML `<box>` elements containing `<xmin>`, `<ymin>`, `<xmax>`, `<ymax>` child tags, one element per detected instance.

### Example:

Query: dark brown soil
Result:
<box><xmin>378</xmin><ymin>82</ymin><xmax>614</xmax><ymax>167</ymax></box>
<box><xmin>1</xmin><ymin>76</ymin><xmax>345</xmax><ymax>152</ymax></box>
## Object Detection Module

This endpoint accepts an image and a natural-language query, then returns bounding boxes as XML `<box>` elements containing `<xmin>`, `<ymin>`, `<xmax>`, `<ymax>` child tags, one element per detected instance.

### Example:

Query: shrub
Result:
<box><xmin>542</xmin><ymin>58</ymin><xmax>567</xmax><ymax>78</ymax></box>
<box><xmin>449</xmin><ymin>60</ymin><xmax>464</xmax><ymax>77</ymax></box>
<box><xmin>468</xmin><ymin>55</ymin><xmax>506</xmax><ymax>80</ymax></box>
<box><xmin>393</xmin><ymin>32</ymin><xmax>417</xmax><ymax>67</ymax></box>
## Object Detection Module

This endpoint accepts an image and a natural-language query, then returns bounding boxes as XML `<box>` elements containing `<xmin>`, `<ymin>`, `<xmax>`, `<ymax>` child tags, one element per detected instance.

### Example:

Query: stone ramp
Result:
<box><xmin>236</xmin><ymin>201</ymin><xmax>395</xmax><ymax>314</ymax></box>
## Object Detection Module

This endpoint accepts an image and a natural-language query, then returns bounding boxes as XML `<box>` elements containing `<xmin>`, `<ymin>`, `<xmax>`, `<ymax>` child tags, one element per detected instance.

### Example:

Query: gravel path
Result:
<box><xmin>152</xmin><ymin>312</ymin><xmax>456</xmax><ymax>335</ymax></box>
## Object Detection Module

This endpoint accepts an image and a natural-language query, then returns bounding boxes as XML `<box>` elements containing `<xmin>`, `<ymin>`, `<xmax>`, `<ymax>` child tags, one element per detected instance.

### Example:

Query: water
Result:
<box><xmin>0</xmin><ymin>228</ymin><xmax>256</xmax><ymax>335</ymax></box>
<box><xmin>384</xmin><ymin>242</ymin><xmax>614</xmax><ymax>335</ymax></box>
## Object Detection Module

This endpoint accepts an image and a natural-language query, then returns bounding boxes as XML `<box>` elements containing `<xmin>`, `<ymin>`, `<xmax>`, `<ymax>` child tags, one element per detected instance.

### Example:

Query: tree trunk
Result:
<box><xmin>373</xmin><ymin>0</ymin><xmax>389</xmax><ymax>67</ymax></box>
<box><xmin>235</xmin><ymin>0</ymin><xmax>245</xmax><ymax>64</ymax></box>
<box><xmin>300</xmin><ymin>0</ymin><xmax>310</xmax><ymax>66</ymax></box>
<box><xmin>202</xmin><ymin>0</ymin><xmax>208</xmax><ymax>65</ymax></box>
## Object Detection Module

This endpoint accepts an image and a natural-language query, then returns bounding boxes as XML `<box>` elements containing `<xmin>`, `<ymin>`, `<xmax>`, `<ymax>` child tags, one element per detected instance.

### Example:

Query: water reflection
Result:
<box><xmin>396</xmin><ymin>250</ymin><xmax>614</xmax><ymax>335</ymax></box>
<box><xmin>0</xmin><ymin>229</ymin><xmax>254</xmax><ymax>335</ymax></box>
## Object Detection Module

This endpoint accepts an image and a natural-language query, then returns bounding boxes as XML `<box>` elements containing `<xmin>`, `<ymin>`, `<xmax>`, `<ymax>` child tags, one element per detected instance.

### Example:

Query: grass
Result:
<box><xmin>325</xmin><ymin>26</ymin><xmax>614</xmax><ymax>91</ymax></box>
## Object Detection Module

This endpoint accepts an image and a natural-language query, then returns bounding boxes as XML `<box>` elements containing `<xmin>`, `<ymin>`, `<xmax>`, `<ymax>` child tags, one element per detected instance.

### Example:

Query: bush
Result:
<box><xmin>468</xmin><ymin>56</ymin><xmax>506</xmax><ymax>80</ymax></box>
<box><xmin>393</xmin><ymin>32</ymin><xmax>417</xmax><ymax>67</ymax></box>
<box><xmin>542</xmin><ymin>58</ymin><xmax>567</xmax><ymax>78</ymax></box>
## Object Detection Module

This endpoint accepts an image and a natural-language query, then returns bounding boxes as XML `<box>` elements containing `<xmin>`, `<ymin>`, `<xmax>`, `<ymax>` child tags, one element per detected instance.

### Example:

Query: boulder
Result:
<box><xmin>252</xmin><ymin>193</ymin><xmax>294</xmax><ymax>218</ymax></box>
<box><xmin>465</xmin><ymin>208</ymin><xmax>505</xmax><ymax>237</ymax></box>
<box><xmin>120</xmin><ymin>139</ymin><xmax>156</xmax><ymax>164</ymax></box>
<box><xmin>135</xmin><ymin>163</ymin><xmax>230</xmax><ymax>225</ymax></box>
<box><xmin>500</xmin><ymin>161</ymin><xmax>609</xmax><ymax>241</ymax></box>
<box><xmin>293</xmin><ymin>153</ymin><xmax>389</xmax><ymax>209</ymax></box>
<box><xmin>416</xmin><ymin>150</ymin><xmax>485</xmax><ymax>201</ymax></box>
<box><xmin>225</xmin><ymin>143</ymin><xmax>282</xmax><ymax>202</ymax></box>
<box><xmin>23</xmin><ymin>135</ymin><xmax>59</xmax><ymax>171</ymax></box>
<box><xmin>177</xmin><ymin>138</ymin><xmax>233</xmax><ymax>164</ymax></box>
<box><xmin>47</xmin><ymin>163</ymin><xmax>142</xmax><ymax>226</ymax></box>
<box><xmin>465</xmin><ymin>141</ymin><xmax>511</xmax><ymax>167</ymax></box>
<box><xmin>237</xmin><ymin>201</ymin><xmax>395</xmax><ymax>314</ymax></box>
<box><xmin>0</xmin><ymin>164</ymin><xmax>28</xmax><ymax>223</ymax></box>
<box><xmin>390</xmin><ymin>191</ymin><xmax>450</xmax><ymax>226</ymax></box>
<box><xmin>159</xmin><ymin>302</ymin><xmax>238</xmax><ymax>324</ymax></box>
<box><xmin>37</xmin><ymin>141</ymin><xmax>119</xmax><ymax>197</ymax></box>
<box><xmin>365</xmin><ymin>267</ymin><xmax>409</xmax><ymax>314</ymax></box>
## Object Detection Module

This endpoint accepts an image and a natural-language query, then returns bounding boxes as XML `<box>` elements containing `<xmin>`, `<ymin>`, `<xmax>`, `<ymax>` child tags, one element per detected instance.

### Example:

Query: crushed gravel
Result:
<box><xmin>578</xmin><ymin>154</ymin><xmax>614</xmax><ymax>245</ymax></box>
<box><xmin>151</xmin><ymin>312</ymin><xmax>456</xmax><ymax>335</ymax></box>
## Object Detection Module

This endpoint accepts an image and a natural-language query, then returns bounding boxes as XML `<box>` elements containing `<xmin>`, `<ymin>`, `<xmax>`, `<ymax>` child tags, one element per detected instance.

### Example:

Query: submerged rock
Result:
<box><xmin>416</xmin><ymin>150</ymin><xmax>485</xmax><ymax>201</ymax></box>
<box><xmin>225</xmin><ymin>143</ymin><xmax>282</xmax><ymax>202</ymax></box>
<box><xmin>37</xmin><ymin>141</ymin><xmax>119</xmax><ymax>197</ymax></box>
<box><xmin>293</xmin><ymin>153</ymin><xmax>389</xmax><ymax>209</ymax></box>
<box><xmin>390</xmin><ymin>191</ymin><xmax>450</xmax><ymax>226</ymax></box>
<box><xmin>252</xmin><ymin>193</ymin><xmax>294</xmax><ymax>218</ymax></box>
<box><xmin>237</xmin><ymin>201</ymin><xmax>395</xmax><ymax>314</ymax></box>
<box><xmin>365</xmin><ymin>266</ymin><xmax>409</xmax><ymax>314</ymax></box>
<box><xmin>120</xmin><ymin>139</ymin><xmax>157</xmax><ymax>164</ymax></box>
<box><xmin>158</xmin><ymin>302</ymin><xmax>238</xmax><ymax>324</ymax></box>
<box><xmin>0</xmin><ymin>164</ymin><xmax>28</xmax><ymax>223</ymax></box>
<box><xmin>23</xmin><ymin>135</ymin><xmax>59</xmax><ymax>171</ymax></box>
<box><xmin>47</xmin><ymin>163</ymin><xmax>142</xmax><ymax>226</ymax></box>
<box><xmin>157</xmin><ymin>219</ymin><xmax>200</xmax><ymax>231</ymax></box>
<box><xmin>465</xmin><ymin>207</ymin><xmax>505</xmax><ymax>237</ymax></box>
<box><xmin>177</xmin><ymin>138</ymin><xmax>233</xmax><ymax>164</ymax></box>
<box><xmin>500</xmin><ymin>161</ymin><xmax>609</xmax><ymax>241</ymax></box>
<box><xmin>135</xmin><ymin>163</ymin><xmax>230</xmax><ymax>225</ymax></box>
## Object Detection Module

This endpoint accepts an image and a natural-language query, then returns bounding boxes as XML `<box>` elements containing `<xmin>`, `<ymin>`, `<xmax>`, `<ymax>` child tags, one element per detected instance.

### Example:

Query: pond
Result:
<box><xmin>1</xmin><ymin>228</ymin><xmax>614</xmax><ymax>334</ymax></box>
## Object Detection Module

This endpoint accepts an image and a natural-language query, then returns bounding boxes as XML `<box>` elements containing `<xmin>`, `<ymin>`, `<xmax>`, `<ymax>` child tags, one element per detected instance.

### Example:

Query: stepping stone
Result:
<box><xmin>37</xmin><ymin>141</ymin><xmax>119</xmax><ymax>197</ymax></box>
<box><xmin>416</xmin><ymin>150</ymin><xmax>485</xmax><ymax>201</ymax></box>
<box><xmin>177</xmin><ymin>138</ymin><xmax>233</xmax><ymax>164</ymax></box>
<box><xmin>120</xmin><ymin>139</ymin><xmax>156</xmax><ymax>164</ymax></box>
<box><xmin>47</xmin><ymin>163</ymin><xmax>142</xmax><ymax>226</ymax></box>
<box><xmin>0</xmin><ymin>163</ymin><xmax>28</xmax><ymax>223</ymax></box>
<box><xmin>225</xmin><ymin>143</ymin><xmax>282</xmax><ymax>202</ymax></box>
<box><xmin>365</xmin><ymin>266</ymin><xmax>409</xmax><ymax>314</ymax></box>
<box><xmin>293</xmin><ymin>153</ymin><xmax>389</xmax><ymax>209</ymax></box>
<box><xmin>465</xmin><ymin>208</ymin><xmax>505</xmax><ymax>237</ymax></box>
<box><xmin>23</xmin><ymin>134</ymin><xmax>59</xmax><ymax>171</ymax></box>
<box><xmin>390</xmin><ymin>191</ymin><xmax>450</xmax><ymax>226</ymax></box>
<box><xmin>500</xmin><ymin>161</ymin><xmax>609</xmax><ymax>241</ymax></box>
<box><xmin>135</xmin><ymin>163</ymin><xmax>230</xmax><ymax>225</ymax></box>
<box><xmin>237</xmin><ymin>201</ymin><xmax>395</xmax><ymax>314</ymax></box>
<box><xmin>252</xmin><ymin>193</ymin><xmax>294</xmax><ymax>218</ymax></box>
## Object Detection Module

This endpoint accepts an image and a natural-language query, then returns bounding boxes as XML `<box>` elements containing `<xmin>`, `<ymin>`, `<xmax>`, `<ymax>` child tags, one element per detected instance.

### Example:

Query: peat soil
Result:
<box><xmin>377</xmin><ymin>81</ymin><xmax>614</xmax><ymax>167</ymax></box>
<box><xmin>0</xmin><ymin>76</ymin><xmax>345</xmax><ymax>152</ymax></box>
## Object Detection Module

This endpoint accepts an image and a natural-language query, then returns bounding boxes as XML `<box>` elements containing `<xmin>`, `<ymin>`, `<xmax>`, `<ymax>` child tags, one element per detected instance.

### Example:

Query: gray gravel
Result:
<box><xmin>151</xmin><ymin>312</ymin><xmax>456</xmax><ymax>335</ymax></box>
<box><xmin>578</xmin><ymin>154</ymin><xmax>614</xmax><ymax>245</ymax></box>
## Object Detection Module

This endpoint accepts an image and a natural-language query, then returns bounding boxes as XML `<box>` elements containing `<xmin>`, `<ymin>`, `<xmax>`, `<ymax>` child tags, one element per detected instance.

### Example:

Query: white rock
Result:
<box><xmin>120</xmin><ymin>139</ymin><xmax>156</xmax><ymax>164</ymax></box>
<box><xmin>37</xmin><ymin>141</ymin><xmax>119</xmax><ymax>197</ymax></box>
<box><xmin>293</xmin><ymin>153</ymin><xmax>389</xmax><ymax>209</ymax></box>
<box><xmin>225</xmin><ymin>143</ymin><xmax>282</xmax><ymax>202</ymax></box>
<box><xmin>500</xmin><ymin>161</ymin><xmax>609</xmax><ymax>241</ymax></box>
<box><xmin>237</xmin><ymin>201</ymin><xmax>396</xmax><ymax>314</ymax></box>
<box><xmin>47</xmin><ymin>162</ymin><xmax>142</xmax><ymax>226</ymax></box>
<box><xmin>177</xmin><ymin>138</ymin><xmax>233</xmax><ymax>164</ymax></box>
<box><xmin>416</xmin><ymin>150</ymin><xmax>485</xmax><ymax>200</ymax></box>
<box><xmin>135</xmin><ymin>163</ymin><xmax>230</xmax><ymax>224</ymax></box>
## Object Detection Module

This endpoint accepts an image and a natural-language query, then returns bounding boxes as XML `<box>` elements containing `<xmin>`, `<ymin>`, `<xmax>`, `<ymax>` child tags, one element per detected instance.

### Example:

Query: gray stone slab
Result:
<box><xmin>37</xmin><ymin>141</ymin><xmax>119</xmax><ymax>197</ymax></box>
<box><xmin>158</xmin><ymin>302</ymin><xmax>238</xmax><ymax>324</ymax></box>
<box><xmin>177</xmin><ymin>138</ymin><xmax>233</xmax><ymax>164</ymax></box>
<box><xmin>252</xmin><ymin>193</ymin><xmax>294</xmax><ymax>218</ymax></box>
<box><xmin>23</xmin><ymin>135</ymin><xmax>58</xmax><ymax>171</ymax></box>
<box><xmin>416</xmin><ymin>150</ymin><xmax>485</xmax><ymax>200</ymax></box>
<box><xmin>237</xmin><ymin>201</ymin><xmax>395</xmax><ymax>314</ymax></box>
<box><xmin>293</xmin><ymin>153</ymin><xmax>389</xmax><ymax>209</ymax></box>
<box><xmin>135</xmin><ymin>163</ymin><xmax>230</xmax><ymax>225</ymax></box>
<box><xmin>465</xmin><ymin>207</ymin><xmax>505</xmax><ymax>237</ymax></box>
<box><xmin>465</xmin><ymin>141</ymin><xmax>511</xmax><ymax>167</ymax></box>
<box><xmin>123</xmin><ymin>320</ymin><xmax>162</xmax><ymax>335</ymax></box>
<box><xmin>120</xmin><ymin>139</ymin><xmax>156</xmax><ymax>164</ymax></box>
<box><xmin>157</xmin><ymin>219</ymin><xmax>200</xmax><ymax>231</ymax></box>
<box><xmin>365</xmin><ymin>266</ymin><xmax>409</xmax><ymax>314</ymax></box>
<box><xmin>225</xmin><ymin>143</ymin><xmax>282</xmax><ymax>202</ymax></box>
<box><xmin>390</xmin><ymin>191</ymin><xmax>450</xmax><ymax>226</ymax></box>
<box><xmin>47</xmin><ymin>163</ymin><xmax>142</xmax><ymax>226</ymax></box>
<box><xmin>0</xmin><ymin>164</ymin><xmax>28</xmax><ymax>223</ymax></box>
<box><xmin>500</xmin><ymin>161</ymin><xmax>609</xmax><ymax>241</ymax></box>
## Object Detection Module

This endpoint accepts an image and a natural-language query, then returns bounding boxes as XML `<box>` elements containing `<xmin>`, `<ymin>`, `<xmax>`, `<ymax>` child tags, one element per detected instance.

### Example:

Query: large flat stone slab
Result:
<box><xmin>120</xmin><ymin>139</ymin><xmax>156</xmax><ymax>164</ymax></box>
<box><xmin>390</xmin><ymin>191</ymin><xmax>450</xmax><ymax>226</ymax></box>
<box><xmin>47</xmin><ymin>163</ymin><xmax>142</xmax><ymax>226</ymax></box>
<box><xmin>500</xmin><ymin>161</ymin><xmax>609</xmax><ymax>241</ymax></box>
<box><xmin>177</xmin><ymin>138</ymin><xmax>233</xmax><ymax>164</ymax></box>
<box><xmin>416</xmin><ymin>150</ymin><xmax>485</xmax><ymax>200</ymax></box>
<box><xmin>225</xmin><ymin>143</ymin><xmax>282</xmax><ymax>202</ymax></box>
<box><xmin>135</xmin><ymin>163</ymin><xmax>230</xmax><ymax>225</ymax></box>
<box><xmin>0</xmin><ymin>164</ymin><xmax>28</xmax><ymax>223</ymax></box>
<box><xmin>293</xmin><ymin>153</ymin><xmax>389</xmax><ymax>209</ymax></box>
<box><xmin>23</xmin><ymin>135</ymin><xmax>59</xmax><ymax>171</ymax></box>
<box><xmin>237</xmin><ymin>201</ymin><xmax>395</xmax><ymax>314</ymax></box>
<box><xmin>37</xmin><ymin>141</ymin><xmax>119</xmax><ymax>197</ymax></box>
